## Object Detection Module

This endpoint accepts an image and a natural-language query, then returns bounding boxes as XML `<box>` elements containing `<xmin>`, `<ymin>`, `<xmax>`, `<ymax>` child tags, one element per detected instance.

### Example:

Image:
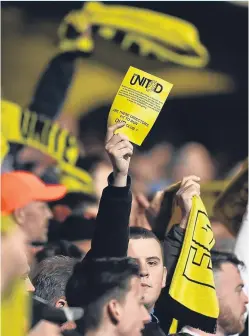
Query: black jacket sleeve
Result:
<box><xmin>155</xmin><ymin>225</ymin><xmax>185</xmax><ymax>334</ymax></box>
<box><xmin>163</xmin><ymin>225</ymin><xmax>185</xmax><ymax>286</ymax></box>
<box><xmin>86</xmin><ymin>173</ymin><xmax>132</xmax><ymax>259</ymax></box>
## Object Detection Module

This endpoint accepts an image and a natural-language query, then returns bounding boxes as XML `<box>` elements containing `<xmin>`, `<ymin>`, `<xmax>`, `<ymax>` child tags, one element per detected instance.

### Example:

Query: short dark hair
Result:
<box><xmin>35</xmin><ymin>240</ymin><xmax>84</xmax><ymax>263</ymax></box>
<box><xmin>66</xmin><ymin>257</ymin><xmax>140</xmax><ymax>333</ymax></box>
<box><xmin>33</xmin><ymin>256</ymin><xmax>76</xmax><ymax>305</ymax></box>
<box><xmin>129</xmin><ymin>227</ymin><xmax>164</xmax><ymax>263</ymax></box>
<box><xmin>211</xmin><ymin>250</ymin><xmax>244</xmax><ymax>272</ymax></box>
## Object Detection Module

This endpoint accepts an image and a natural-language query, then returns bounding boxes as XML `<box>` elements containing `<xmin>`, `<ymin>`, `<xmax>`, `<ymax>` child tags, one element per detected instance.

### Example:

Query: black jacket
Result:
<box><xmin>84</xmin><ymin>174</ymin><xmax>184</xmax><ymax>336</ymax></box>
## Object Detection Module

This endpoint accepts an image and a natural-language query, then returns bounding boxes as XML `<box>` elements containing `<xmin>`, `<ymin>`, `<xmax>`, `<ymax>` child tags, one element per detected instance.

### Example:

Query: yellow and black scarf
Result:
<box><xmin>1</xmin><ymin>100</ymin><xmax>94</xmax><ymax>195</ymax></box>
<box><xmin>58</xmin><ymin>2</ymin><xmax>209</xmax><ymax>68</ymax></box>
<box><xmin>153</xmin><ymin>183</ymin><xmax>219</xmax><ymax>333</ymax></box>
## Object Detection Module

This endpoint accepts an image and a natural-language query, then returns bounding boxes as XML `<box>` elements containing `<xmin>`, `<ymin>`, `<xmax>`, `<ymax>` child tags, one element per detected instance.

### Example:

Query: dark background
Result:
<box><xmin>2</xmin><ymin>1</ymin><xmax>248</xmax><ymax>174</ymax></box>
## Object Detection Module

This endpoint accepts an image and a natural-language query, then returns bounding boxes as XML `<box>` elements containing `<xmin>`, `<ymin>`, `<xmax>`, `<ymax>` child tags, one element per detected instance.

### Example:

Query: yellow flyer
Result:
<box><xmin>108</xmin><ymin>66</ymin><xmax>173</xmax><ymax>145</ymax></box>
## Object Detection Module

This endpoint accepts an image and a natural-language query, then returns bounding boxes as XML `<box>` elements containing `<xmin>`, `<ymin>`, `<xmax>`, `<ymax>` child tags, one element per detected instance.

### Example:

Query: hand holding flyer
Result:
<box><xmin>108</xmin><ymin>66</ymin><xmax>173</xmax><ymax>145</ymax></box>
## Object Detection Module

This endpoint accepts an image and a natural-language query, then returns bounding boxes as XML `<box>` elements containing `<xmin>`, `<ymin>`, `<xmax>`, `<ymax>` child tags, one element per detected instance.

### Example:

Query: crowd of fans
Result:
<box><xmin>1</xmin><ymin>121</ymin><xmax>248</xmax><ymax>336</ymax></box>
<box><xmin>1</xmin><ymin>3</ymin><xmax>248</xmax><ymax>336</ymax></box>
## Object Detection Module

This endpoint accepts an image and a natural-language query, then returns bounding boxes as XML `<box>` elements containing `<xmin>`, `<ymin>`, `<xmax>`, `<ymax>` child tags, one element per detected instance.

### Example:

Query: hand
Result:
<box><xmin>175</xmin><ymin>175</ymin><xmax>201</xmax><ymax>229</ymax></box>
<box><xmin>105</xmin><ymin>122</ymin><xmax>133</xmax><ymax>187</ymax></box>
<box><xmin>28</xmin><ymin>321</ymin><xmax>62</xmax><ymax>336</ymax></box>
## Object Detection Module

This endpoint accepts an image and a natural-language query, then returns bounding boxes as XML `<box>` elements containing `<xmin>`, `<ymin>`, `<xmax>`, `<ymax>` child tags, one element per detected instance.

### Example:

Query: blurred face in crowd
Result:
<box><xmin>128</xmin><ymin>238</ymin><xmax>166</xmax><ymax>311</ymax></box>
<box><xmin>216</xmin><ymin>262</ymin><xmax>248</xmax><ymax>334</ymax></box>
<box><xmin>211</xmin><ymin>219</ymin><xmax>234</xmax><ymax>241</ymax></box>
<box><xmin>14</xmin><ymin>201</ymin><xmax>53</xmax><ymax>242</ymax></box>
<box><xmin>173</xmin><ymin>142</ymin><xmax>215</xmax><ymax>182</ymax></box>
<box><xmin>112</xmin><ymin>276</ymin><xmax>150</xmax><ymax>336</ymax></box>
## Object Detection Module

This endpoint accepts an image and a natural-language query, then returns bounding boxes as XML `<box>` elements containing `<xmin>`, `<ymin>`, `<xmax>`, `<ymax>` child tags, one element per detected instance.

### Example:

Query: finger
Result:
<box><xmin>116</xmin><ymin>133</ymin><xmax>130</xmax><ymax>142</ymax></box>
<box><xmin>177</xmin><ymin>184</ymin><xmax>201</xmax><ymax>197</ymax></box>
<box><xmin>180</xmin><ymin>180</ymin><xmax>200</xmax><ymax>191</ymax></box>
<box><xmin>107</xmin><ymin>133</ymin><xmax>131</xmax><ymax>151</ymax></box>
<box><xmin>107</xmin><ymin>143</ymin><xmax>133</xmax><ymax>159</ymax></box>
<box><xmin>184</xmin><ymin>191</ymin><xmax>200</xmax><ymax>201</ymax></box>
<box><xmin>113</xmin><ymin>140</ymin><xmax>133</xmax><ymax>152</ymax></box>
<box><xmin>108</xmin><ymin>139</ymin><xmax>133</xmax><ymax>152</ymax></box>
<box><xmin>181</xmin><ymin>175</ymin><xmax>201</xmax><ymax>186</ymax></box>
<box><xmin>118</xmin><ymin>148</ymin><xmax>133</xmax><ymax>158</ymax></box>
<box><xmin>106</xmin><ymin>133</ymin><xmax>124</xmax><ymax>150</ymax></box>
<box><xmin>106</xmin><ymin>122</ymin><xmax>126</xmax><ymax>142</ymax></box>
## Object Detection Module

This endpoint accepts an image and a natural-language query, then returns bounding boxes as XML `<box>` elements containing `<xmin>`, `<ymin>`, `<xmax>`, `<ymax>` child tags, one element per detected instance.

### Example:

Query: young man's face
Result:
<box><xmin>118</xmin><ymin>276</ymin><xmax>150</xmax><ymax>336</ymax></box>
<box><xmin>128</xmin><ymin>238</ymin><xmax>166</xmax><ymax>311</ymax></box>
<box><xmin>217</xmin><ymin>262</ymin><xmax>248</xmax><ymax>334</ymax></box>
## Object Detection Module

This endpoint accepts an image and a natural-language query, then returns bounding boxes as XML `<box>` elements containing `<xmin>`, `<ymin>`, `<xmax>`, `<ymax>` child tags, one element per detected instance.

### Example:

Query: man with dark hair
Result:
<box><xmin>66</xmin><ymin>257</ymin><xmax>150</xmax><ymax>336</ymax></box>
<box><xmin>128</xmin><ymin>176</ymin><xmax>201</xmax><ymax>335</ymax></box>
<box><xmin>33</xmin><ymin>256</ymin><xmax>76</xmax><ymax>308</ymax></box>
<box><xmin>66</xmin><ymin>123</ymin><xmax>200</xmax><ymax>336</ymax></box>
<box><xmin>179</xmin><ymin>251</ymin><xmax>248</xmax><ymax>336</ymax></box>
<box><xmin>35</xmin><ymin>240</ymin><xmax>83</xmax><ymax>264</ymax></box>
<box><xmin>128</xmin><ymin>227</ymin><xmax>167</xmax><ymax>316</ymax></box>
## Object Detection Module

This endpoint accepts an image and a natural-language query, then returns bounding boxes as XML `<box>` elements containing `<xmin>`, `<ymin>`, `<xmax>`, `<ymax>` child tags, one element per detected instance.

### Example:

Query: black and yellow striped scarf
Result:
<box><xmin>1</xmin><ymin>100</ymin><xmax>94</xmax><ymax>195</ymax></box>
<box><xmin>58</xmin><ymin>2</ymin><xmax>209</xmax><ymax>68</ymax></box>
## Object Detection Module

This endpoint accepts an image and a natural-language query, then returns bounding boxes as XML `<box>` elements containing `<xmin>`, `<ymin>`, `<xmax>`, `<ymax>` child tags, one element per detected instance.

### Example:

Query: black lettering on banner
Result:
<box><xmin>20</xmin><ymin>109</ymin><xmax>32</xmax><ymax>140</ymax></box>
<box><xmin>41</xmin><ymin>120</ymin><xmax>52</xmax><ymax>147</ymax></box>
<box><xmin>130</xmin><ymin>73</ymin><xmax>163</xmax><ymax>94</ymax></box>
<box><xmin>5</xmin><ymin>106</ymin><xmax>92</xmax><ymax>189</ymax></box>
<box><xmin>62</xmin><ymin>134</ymin><xmax>78</xmax><ymax>165</ymax></box>
<box><xmin>33</xmin><ymin>117</ymin><xmax>44</xmax><ymax>144</ymax></box>
<box><xmin>28</xmin><ymin>112</ymin><xmax>38</xmax><ymax>141</ymax></box>
<box><xmin>53</xmin><ymin>127</ymin><xmax>61</xmax><ymax>154</ymax></box>
<box><xmin>183</xmin><ymin>210</ymin><xmax>215</xmax><ymax>289</ymax></box>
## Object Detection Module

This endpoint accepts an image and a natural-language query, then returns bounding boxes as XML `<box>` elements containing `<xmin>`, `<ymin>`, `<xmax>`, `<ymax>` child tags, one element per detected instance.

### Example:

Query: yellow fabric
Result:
<box><xmin>1</xmin><ymin>216</ymin><xmax>29</xmax><ymax>336</ymax></box>
<box><xmin>58</xmin><ymin>2</ymin><xmax>209</xmax><ymax>68</ymax></box>
<box><xmin>1</xmin><ymin>99</ymin><xmax>94</xmax><ymax>195</ymax></box>
<box><xmin>169</xmin><ymin>318</ymin><xmax>179</xmax><ymax>334</ymax></box>
<box><xmin>0</xmin><ymin>132</ymin><xmax>9</xmax><ymax>163</ymax></box>
<box><xmin>60</xmin><ymin>173</ymin><xmax>93</xmax><ymax>193</ymax></box>
<box><xmin>1</xmin><ymin>280</ymin><xmax>29</xmax><ymax>336</ymax></box>
<box><xmin>169</xmin><ymin>195</ymin><xmax>219</xmax><ymax>318</ymax></box>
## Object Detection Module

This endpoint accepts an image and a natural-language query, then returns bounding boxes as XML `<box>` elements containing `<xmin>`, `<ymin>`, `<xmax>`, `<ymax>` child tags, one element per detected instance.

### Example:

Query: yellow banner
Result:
<box><xmin>108</xmin><ymin>66</ymin><xmax>173</xmax><ymax>145</ymax></box>
<box><xmin>1</xmin><ymin>100</ymin><xmax>94</xmax><ymax>194</ymax></box>
<box><xmin>59</xmin><ymin>2</ymin><xmax>210</xmax><ymax>68</ymax></box>
<box><xmin>169</xmin><ymin>196</ymin><xmax>219</xmax><ymax>318</ymax></box>
<box><xmin>1</xmin><ymin>132</ymin><xmax>9</xmax><ymax>163</ymax></box>
<box><xmin>1</xmin><ymin>216</ymin><xmax>29</xmax><ymax>336</ymax></box>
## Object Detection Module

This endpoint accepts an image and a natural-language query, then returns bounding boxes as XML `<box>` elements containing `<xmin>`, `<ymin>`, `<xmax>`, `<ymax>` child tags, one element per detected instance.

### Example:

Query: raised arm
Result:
<box><xmin>155</xmin><ymin>176</ymin><xmax>201</xmax><ymax>334</ymax></box>
<box><xmin>163</xmin><ymin>175</ymin><xmax>201</xmax><ymax>283</ymax></box>
<box><xmin>87</xmin><ymin>122</ymin><xmax>134</xmax><ymax>259</ymax></box>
